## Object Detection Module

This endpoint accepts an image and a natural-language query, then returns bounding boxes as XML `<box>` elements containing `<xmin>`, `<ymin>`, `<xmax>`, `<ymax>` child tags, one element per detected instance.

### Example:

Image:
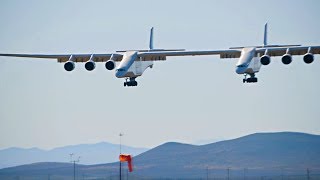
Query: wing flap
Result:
<box><xmin>138</xmin><ymin>49</ymin><xmax>241</xmax><ymax>59</ymax></box>
<box><xmin>219</xmin><ymin>51</ymin><xmax>241</xmax><ymax>58</ymax></box>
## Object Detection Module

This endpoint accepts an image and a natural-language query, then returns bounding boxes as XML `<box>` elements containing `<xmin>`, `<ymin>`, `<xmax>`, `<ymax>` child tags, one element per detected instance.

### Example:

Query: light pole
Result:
<box><xmin>206</xmin><ymin>166</ymin><xmax>209</xmax><ymax>180</ymax></box>
<box><xmin>70</xmin><ymin>153</ymin><xmax>80</xmax><ymax>180</ymax></box>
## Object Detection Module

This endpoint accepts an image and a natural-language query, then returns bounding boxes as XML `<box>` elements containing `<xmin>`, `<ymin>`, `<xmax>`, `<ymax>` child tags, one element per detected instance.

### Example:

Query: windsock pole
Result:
<box><xmin>119</xmin><ymin>133</ymin><xmax>123</xmax><ymax>180</ymax></box>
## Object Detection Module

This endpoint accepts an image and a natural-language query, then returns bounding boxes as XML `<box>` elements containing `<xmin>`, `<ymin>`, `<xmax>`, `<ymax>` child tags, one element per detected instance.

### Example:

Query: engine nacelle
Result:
<box><xmin>282</xmin><ymin>54</ymin><xmax>292</xmax><ymax>65</ymax></box>
<box><xmin>260</xmin><ymin>55</ymin><xmax>271</xmax><ymax>65</ymax></box>
<box><xmin>105</xmin><ymin>60</ymin><xmax>116</xmax><ymax>70</ymax></box>
<box><xmin>85</xmin><ymin>61</ymin><xmax>96</xmax><ymax>71</ymax></box>
<box><xmin>303</xmin><ymin>53</ymin><xmax>314</xmax><ymax>64</ymax></box>
<box><xmin>64</xmin><ymin>61</ymin><xmax>75</xmax><ymax>71</ymax></box>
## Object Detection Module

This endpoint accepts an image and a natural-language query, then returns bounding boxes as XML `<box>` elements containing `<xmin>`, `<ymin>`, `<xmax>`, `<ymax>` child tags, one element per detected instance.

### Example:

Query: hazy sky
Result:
<box><xmin>0</xmin><ymin>0</ymin><xmax>320</xmax><ymax>150</ymax></box>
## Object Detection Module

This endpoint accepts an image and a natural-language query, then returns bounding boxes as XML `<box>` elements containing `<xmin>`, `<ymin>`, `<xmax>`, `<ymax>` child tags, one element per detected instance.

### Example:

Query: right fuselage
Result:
<box><xmin>235</xmin><ymin>47</ymin><xmax>262</xmax><ymax>75</ymax></box>
<box><xmin>115</xmin><ymin>51</ymin><xmax>138</xmax><ymax>78</ymax></box>
<box><xmin>115</xmin><ymin>51</ymin><xmax>154</xmax><ymax>82</ymax></box>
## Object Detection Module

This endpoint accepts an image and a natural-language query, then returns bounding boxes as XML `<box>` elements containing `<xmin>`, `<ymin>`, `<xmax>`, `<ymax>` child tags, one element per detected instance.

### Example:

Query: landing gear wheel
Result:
<box><xmin>243</xmin><ymin>73</ymin><xmax>258</xmax><ymax>83</ymax></box>
<box><xmin>123</xmin><ymin>78</ymin><xmax>138</xmax><ymax>87</ymax></box>
<box><xmin>246</xmin><ymin>77</ymin><xmax>258</xmax><ymax>83</ymax></box>
<box><xmin>252</xmin><ymin>78</ymin><xmax>258</xmax><ymax>83</ymax></box>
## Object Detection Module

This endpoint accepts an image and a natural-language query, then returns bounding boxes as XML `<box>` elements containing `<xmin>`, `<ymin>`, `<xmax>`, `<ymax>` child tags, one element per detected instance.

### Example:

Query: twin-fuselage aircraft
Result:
<box><xmin>0</xmin><ymin>24</ymin><xmax>319</xmax><ymax>86</ymax></box>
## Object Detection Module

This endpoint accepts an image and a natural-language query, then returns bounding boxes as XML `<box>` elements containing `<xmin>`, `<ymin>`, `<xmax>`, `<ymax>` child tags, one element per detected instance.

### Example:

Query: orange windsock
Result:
<box><xmin>119</xmin><ymin>154</ymin><xmax>133</xmax><ymax>172</ymax></box>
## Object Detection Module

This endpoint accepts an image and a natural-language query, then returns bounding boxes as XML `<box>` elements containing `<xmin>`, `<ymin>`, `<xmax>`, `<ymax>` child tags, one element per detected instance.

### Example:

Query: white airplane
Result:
<box><xmin>0</xmin><ymin>24</ymin><xmax>319</xmax><ymax>86</ymax></box>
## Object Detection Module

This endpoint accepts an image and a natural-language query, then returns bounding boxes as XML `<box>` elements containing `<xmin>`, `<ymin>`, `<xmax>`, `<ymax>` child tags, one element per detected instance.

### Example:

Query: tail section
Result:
<box><xmin>116</xmin><ymin>27</ymin><xmax>185</xmax><ymax>52</ymax></box>
<box><xmin>149</xmin><ymin>27</ymin><xmax>154</xmax><ymax>50</ymax></box>
<box><xmin>263</xmin><ymin>23</ymin><xmax>268</xmax><ymax>46</ymax></box>
<box><xmin>229</xmin><ymin>23</ymin><xmax>301</xmax><ymax>49</ymax></box>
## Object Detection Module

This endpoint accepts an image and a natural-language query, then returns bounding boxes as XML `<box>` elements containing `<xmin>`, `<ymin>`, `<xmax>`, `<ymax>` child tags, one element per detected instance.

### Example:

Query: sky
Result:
<box><xmin>0</xmin><ymin>0</ymin><xmax>320</xmax><ymax>150</ymax></box>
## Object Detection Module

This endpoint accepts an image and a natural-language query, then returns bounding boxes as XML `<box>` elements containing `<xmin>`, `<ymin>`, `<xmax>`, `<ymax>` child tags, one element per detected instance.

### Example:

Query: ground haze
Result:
<box><xmin>1</xmin><ymin>132</ymin><xmax>319</xmax><ymax>179</ymax></box>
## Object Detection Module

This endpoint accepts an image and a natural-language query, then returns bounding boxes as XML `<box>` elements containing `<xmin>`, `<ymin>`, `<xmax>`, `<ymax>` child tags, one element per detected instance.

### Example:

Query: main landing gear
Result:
<box><xmin>243</xmin><ymin>73</ymin><xmax>258</xmax><ymax>83</ymax></box>
<box><xmin>124</xmin><ymin>77</ymin><xmax>138</xmax><ymax>87</ymax></box>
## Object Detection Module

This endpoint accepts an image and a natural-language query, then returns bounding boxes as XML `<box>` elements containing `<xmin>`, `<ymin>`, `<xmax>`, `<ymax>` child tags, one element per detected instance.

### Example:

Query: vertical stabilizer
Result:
<box><xmin>149</xmin><ymin>27</ymin><xmax>154</xmax><ymax>50</ymax></box>
<box><xmin>263</xmin><ymin>23</ymin><xmax>268</xmax><ymax>46</ymax></box>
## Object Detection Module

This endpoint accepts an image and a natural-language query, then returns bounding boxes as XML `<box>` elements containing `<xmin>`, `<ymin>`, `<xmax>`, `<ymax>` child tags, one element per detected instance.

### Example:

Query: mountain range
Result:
<box><xmin>0</xmin><ymin>142</ymin><xmax>148</xmax><ymax>169</ymax></box>
<box><xmin>1</xmin><ymin>132</ymin><xmax>320</xmax><ymax>179</ymax></box>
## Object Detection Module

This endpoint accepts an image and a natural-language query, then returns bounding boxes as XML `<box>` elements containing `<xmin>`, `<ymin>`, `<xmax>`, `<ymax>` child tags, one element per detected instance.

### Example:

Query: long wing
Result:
<box><xmin>0</xmin><ymin>49</ymin><xmax>240</xmax><ymax>63</ymax></box>
<box><xmin>3</xmin><ymin>46</ymin><xmax>318</xmax><ymax>62</ymax></box>
<box><xmin>256</xmin><ymin>46</ymin><xmax>320</xmax><ymax>56</ymax></box>
<box><xmin>138</xmin><ymin>46</ymin><xmax>320</xmax><ymax>60</ymax></box>
<box><xmin>138</xmin><ymin>49</ymin><xmax>242</xmax><ymax>60</ymax></box>
<box><xmin>0</xmin><ymin>53</ymin><xmax>123</xmax><ymax>62</ymax></box>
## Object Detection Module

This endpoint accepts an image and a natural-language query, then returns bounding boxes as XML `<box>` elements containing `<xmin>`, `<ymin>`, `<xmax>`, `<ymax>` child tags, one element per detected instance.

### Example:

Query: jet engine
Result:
<box><xmin>303</xmin><ymin>53</ymin><xmax>314</xmax><ymax>64</ymax></box>
<box><xmin>260</xmin><ymin>55</ymin><xmax>271</xmax><ymax>65</ymax></box>
<box><xmin>105</xmin><ymin>60</ymin><xmax>116</xmax><ymax>70</ymax></box>
<box><xmin>85</xmin><ymin>61</ymin><xmax>96</xmax><ymax>71</ymax></box>
<box><xmin>64</xmin><ymin>61</ymin><xmax>75</xmax><ymax>71</ymax></box>
<box><xmin>282</xmin><ymin>54</ymin><xmax>292</xmax><ymax>65</ymax></box>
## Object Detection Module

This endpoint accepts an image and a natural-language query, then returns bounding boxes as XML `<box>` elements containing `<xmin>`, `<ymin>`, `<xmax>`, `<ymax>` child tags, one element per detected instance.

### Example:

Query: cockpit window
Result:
<box><xmin>117</xmin><ymin>68</ymin><xmax>125</xmax><ymax>72</ymax></box>
<box><xmin>237</xmin><ymin>64</ymin><xmax>248</xmax><ymax>68</ymax></box>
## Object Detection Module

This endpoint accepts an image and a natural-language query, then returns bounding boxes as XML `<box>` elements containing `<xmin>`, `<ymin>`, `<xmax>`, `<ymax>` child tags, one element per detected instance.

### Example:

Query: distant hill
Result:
<box><xmin>130</xmin><ymin>132</ymin><xmax>320</xmax><ymax>178</ymax></box>
<box><xmin>1</xmin><ymin>132</ymin><xmax>320</xmax><ymax>179</ymax></box>
<box><xmin>0</xmin><ymin>142</ymin><xmax>148</xmax><ymax>169</ymax></box>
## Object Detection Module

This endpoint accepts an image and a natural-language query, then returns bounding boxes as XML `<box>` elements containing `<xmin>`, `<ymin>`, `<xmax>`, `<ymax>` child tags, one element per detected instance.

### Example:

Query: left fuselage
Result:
<box><xmin>115</xmin><ymin>51</ymin><xmax>154</xmax><ymax>79</ymax></box>
<box><xmin>115</xmin><ymin>51</ymin><xmax>138</xmax><ymax>78</ymax></box>
<box><xmin>235</xmin><ymin>47</ymin><xmax>262</xmax><ymax>74</ymax></box>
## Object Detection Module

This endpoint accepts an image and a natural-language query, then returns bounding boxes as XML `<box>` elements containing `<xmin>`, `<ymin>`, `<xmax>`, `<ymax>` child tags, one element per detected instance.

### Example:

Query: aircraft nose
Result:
<box><xmin>115</xmin><ymin>71</ymin><xmax>123</xmax><ymax>78</ymax></box>
<box><xmin>236</xmin><ymin>67</ymin><xmax>246</xmax><ymax>74</ymax></box>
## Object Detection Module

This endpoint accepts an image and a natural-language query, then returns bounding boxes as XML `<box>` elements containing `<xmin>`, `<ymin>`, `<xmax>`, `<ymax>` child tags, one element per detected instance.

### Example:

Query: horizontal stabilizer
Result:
<box><xmin>116</xmin><ymin>49</ymin><xmax>185</xmax><ymax>53</ymax></box>
<box><xmin>229</xmin><ymin>45</ymin><xmax>301</xmax><ymax>49</ymax></box>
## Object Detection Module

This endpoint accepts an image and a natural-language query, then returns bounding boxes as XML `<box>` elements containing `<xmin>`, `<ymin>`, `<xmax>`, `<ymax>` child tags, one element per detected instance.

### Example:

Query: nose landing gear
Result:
<box><xmin>243</xmin><ymin>73</ymin><xmax>258</xmax><ymax>83</ymax></box>
<box><xmin>124</xmin><ymin>78</ymin><xmax>138</xmax><ymax>87</ymax></box>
